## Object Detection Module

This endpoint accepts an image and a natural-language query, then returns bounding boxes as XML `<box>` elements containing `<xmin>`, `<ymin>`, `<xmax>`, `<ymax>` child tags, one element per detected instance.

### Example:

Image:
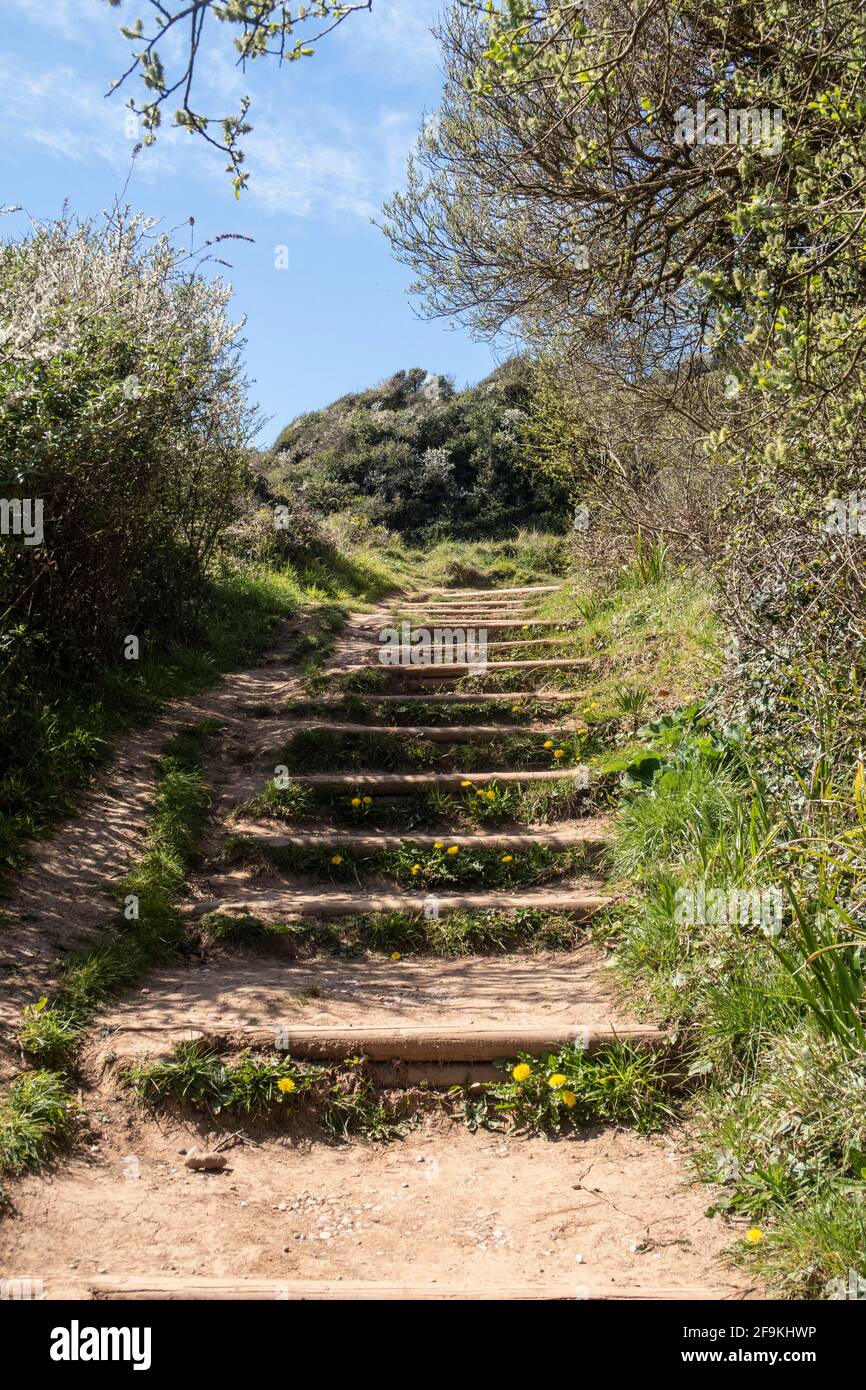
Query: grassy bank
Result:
<box><xmin>0</xmin><ymin>549</ymin><xmax>402</xmax><ymax>873</ymax></box>
<box><xmin>0</xmin><ymin>724</ymin><xmax>214</xmax><ymax>1193</ymax></box>
<box><xmin>556</xmin><ymin>554</ymin><xmax>866</xmax><ymax>1298</ymax></box>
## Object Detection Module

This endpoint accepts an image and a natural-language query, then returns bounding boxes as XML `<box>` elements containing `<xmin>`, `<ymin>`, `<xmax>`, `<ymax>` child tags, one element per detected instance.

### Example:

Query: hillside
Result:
<box><xmin>260</xmin><ymin>361</ymin><xmax>571</xmax><ymax>541</ymax></box>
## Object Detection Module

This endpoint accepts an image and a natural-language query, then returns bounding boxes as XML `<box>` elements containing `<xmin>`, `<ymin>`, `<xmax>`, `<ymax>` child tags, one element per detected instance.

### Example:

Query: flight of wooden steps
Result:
<box><xmin>191</xmin><ymin>584</ymin><xmax>661</xmax><ymax>1077</ymax></box>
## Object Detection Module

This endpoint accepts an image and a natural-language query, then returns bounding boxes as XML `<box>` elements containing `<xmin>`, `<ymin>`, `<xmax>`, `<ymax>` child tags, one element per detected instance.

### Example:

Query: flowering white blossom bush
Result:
<box><xmin>0</xmin><ymin>208</ymin><xmax>256</xmax><ymax>666</ymax></box>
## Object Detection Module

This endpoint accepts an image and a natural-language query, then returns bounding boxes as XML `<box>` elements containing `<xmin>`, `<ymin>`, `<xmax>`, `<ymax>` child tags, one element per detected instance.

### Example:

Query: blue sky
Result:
<box><xmin>0</xmin><ymin>0</ymin><xmax>499</xmax><ymax>443</ymax></box>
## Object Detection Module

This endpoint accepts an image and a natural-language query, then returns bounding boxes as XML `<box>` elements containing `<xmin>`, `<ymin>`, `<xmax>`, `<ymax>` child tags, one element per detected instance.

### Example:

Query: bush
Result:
<box><xmin>0</xmin><ymin>208</ymin><xmax>255</xmax><ymax>676</ymax></box>
<box><xmin>263</xmin><ymin>359</ymin><xmax>572</xmax><ymax>542</ymax></box>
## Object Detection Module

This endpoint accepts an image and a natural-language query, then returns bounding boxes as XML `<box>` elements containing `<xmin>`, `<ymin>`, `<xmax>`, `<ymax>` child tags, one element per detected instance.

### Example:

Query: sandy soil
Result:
<box><xmin>0</xmin><ymin>609</ymin><xmax>388</xmax><ymax>1079</ymax></box>
<box><xmin>1</xmin><ymin>1103</ymin><xmax>757</xmax><ymax>1300</ymax></box>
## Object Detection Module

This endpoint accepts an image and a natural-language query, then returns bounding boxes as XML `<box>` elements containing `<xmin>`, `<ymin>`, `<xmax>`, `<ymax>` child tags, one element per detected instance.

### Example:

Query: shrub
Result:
<box><xmin>0</xmin><ymin>208</ymin><xmax>255</xmax><ymax>676</ymax></box>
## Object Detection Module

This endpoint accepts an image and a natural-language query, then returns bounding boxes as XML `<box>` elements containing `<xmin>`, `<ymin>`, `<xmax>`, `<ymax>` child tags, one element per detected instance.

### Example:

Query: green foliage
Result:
<box><xmin>0</xmin><ymin>1070</ymin><xmax>76</xmax><ymax>1176</ymax></box>
<box><xmin>118</xmin><ymin>1042</ymin><xmax>412</xmax><ymax>1139</ymax></box>
<box><xmin>107</xmin><ymin>2</ymin><xmax>374</xmax><ymax>195</ymax></box>
<box><xmin>119</xmin><ymin>1041</ymin><xmax>307</xmax><ymax>1118</ymax></box>
<box><xmin>485</xmin><ymin>1043</ymin><xmax>675</xmax><ymax>1136</ymax></box>
<box><xmin>199</xmin><ymin>905</ymin><xmax>583</xmax><ymax>957</ymax></box>
<box><xmin>264</xmin><ymin>362</ymin><xmax>571</xmax><ymax>541</ymax></box>
<box><xmin>0</xmin><ymin>211</ymin><xmax>254</xmax><ymax>670</ymax></box>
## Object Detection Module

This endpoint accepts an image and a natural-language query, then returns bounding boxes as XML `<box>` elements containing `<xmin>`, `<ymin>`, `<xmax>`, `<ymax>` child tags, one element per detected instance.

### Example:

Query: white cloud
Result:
<box><xmin>0</xmin><ymin>1</ymin><xmax>440</xmax><ymax>221</ymax></box>
<box><xmin>246</xmin><ymin>104</ymin><xmax>418</xmax><ymax>221</ymax></box>
<box><xmin>335</xmin><ymin>0</ymin><xmax>442</xmax><ymax>83</ymax></box>
<box><xmin>4</xmin><ymin>0</ymin><xmax>100</xmax><ymax>43</ymax></box>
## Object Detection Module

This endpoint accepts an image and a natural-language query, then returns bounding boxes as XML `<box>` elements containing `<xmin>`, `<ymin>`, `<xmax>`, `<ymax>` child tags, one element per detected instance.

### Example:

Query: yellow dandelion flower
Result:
<box><xmin>511</xmin><ymin>705</ymin><xmax>520</xmax><ymax>713</ymax></box>
<box><xmin>553</xmin><ymin>748</ymin><xmax>565</xmax><ymax>759</ymax></box>
<box><xmin>521</xmin><ymin>624</ymin><xmax>529</xmax><ymax>630</ymax></box>
<box><xmin>561</xmin><ymin>1090</ymin><xmax>577</xmax><ymax>1107</ymax></box>
<box><xmin>744</xmin><ymin>1228</ymin><xmax>764</xmax><ymax>1245</ymax></box>
<box><xmin>350</xmin><ymin>797</ymin><xmax>361</xmax><ymax>808</ymax></box>
<box><xmin>501</xmin><ymin>854</ymin><xmax>513</xmax><ymax>863</ymax></box>
<box><xmin>330</xmin><ymin>854</ymin><xmax>343</xmax><ymax>865</ymax></box>
<box><xmin>512</xmin><ymin>1062</ymin><xmax>532</xmax><ymax>1082</ymax></box>
<box><xmin>548</xmin><ymin>1073</ymin><xmax>567</xmax><ymax>1088</ymax></box>
<box><xmin>543</xmin><ymin>739</ymin><xmax>554</xmax><ymax>749</ymax></box>
<box><xmin>362</xmin><ymin>795</ymin><xmax>373</xmax><ymax>805</ymax></box>
<box><xmin>277</xmin><ymin>1077</ymin><xmax>296</xmax><ymax>1094</ymax></box>
<box><xmin>461</xmin><ymin>779</ymin><xmax>473</xmax><ymax>788</ymax></box>
<box><xmin>411</xmin><ymin>864</ymin><xmax>420</xmax><ymax>875</ymax></box>
<box><xmin>390</xmin><ymin>951</ymin><xmax>401</xmax><ymax>961</ymax></box>
<box><xmin>476</xmin><ymin>788</ymin><xmax>485</xmax><ymax>797</ymax></box>
<box><xmin>433</xmin><ymin>840</ymin><xmax>444</xmax><ymax>850</ymax></box>
<box><xmin>446</xmin><ymin>845</ymin><xmax>459</xmax><ymax>855</ymax></box>
<box><xmin>486</xmin><ymin>790</ymin><xmax>495</xmax><ymax>800</ymax></box>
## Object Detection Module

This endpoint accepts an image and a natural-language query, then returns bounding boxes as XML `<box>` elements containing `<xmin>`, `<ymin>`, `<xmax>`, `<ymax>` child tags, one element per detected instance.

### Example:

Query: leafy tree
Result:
<box><xmin>104</xmin><ymin>0</ymin><xmax>373</xmax><ymax>193</ymax></box>
<box><xmin>384</xmin><ymin>0</ymin><xmax>866</xmax><ymax>764</ymax></box>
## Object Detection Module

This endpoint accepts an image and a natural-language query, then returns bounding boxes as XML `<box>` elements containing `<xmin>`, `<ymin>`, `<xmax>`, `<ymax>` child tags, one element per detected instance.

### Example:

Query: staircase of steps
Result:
<box><xmin>56</xmin><ymin>580</ymin><xmax>751</xmax><ymax>1303</ymax></box>
<box><xmin>198</xmin><ymin>581</ymin><xmax>655</xmax><ymax>1062</ymax></box>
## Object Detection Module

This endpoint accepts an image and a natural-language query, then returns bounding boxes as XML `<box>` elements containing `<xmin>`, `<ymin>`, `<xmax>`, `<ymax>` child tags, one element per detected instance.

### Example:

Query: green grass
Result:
<box><xmin>533</xmin><ymin>566</ymin><xmax>720</xmax><ymax>706</ymax></box>
<box><xmin>244</xmin><ymin>772</ymin><xmax>597</xmax><ymax>830</ymax></box>
<box><xmin>280</xmin><ymin>727</ymin><xmax>592</xmax><ymax>774</ymax></box>
<box><xmin>0</xmin><ymin>1071</ymin><xmax>75</xmax><ymax>1188</ymax></box>
<box><xmin>117</xmin><ymin>1041</ymin><xmax>414</xmax><ymax>1140</ymax></box>
<box><xmin>0</xmin><ymin>724</ymin><xmax>214</xmax><ymax>1182</ymax></box>
<box><xmin>598</xmin><ymin>689</ymin><xmax>866</xmax><ymax>1296</ymax></box>
<box><xmin>473</xmin><ymin>1041</ymin><xmax>675</xmax><ymax>1136</ymax></box>
<box><xmin>420</xmin><ymin>531</ymin><xmax>568</xmax><ymax>589</ymax></box>
<box><xmin>220</xmin><ymin>835</ymin><xmax>597</xmax><ymax>890</ymax></box>
<box><xmin>114</xmin><ymin>1036</ymin><xmax>673</xmax><ymax>1144</ymax></box>
<box><xmin>199</xmin><ymin>905</ymin><xmax>586</xmax><ymax>956</ymax></box>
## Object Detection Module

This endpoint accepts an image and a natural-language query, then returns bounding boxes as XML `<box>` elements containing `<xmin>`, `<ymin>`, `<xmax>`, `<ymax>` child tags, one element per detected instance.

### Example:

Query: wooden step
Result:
<box><xmin>410</xmin><ymin>585</ymin><xmax>563</xmax><ymax>598</ymax></box>
<box><xmin>196</xmin><ymin>887</ymin><xmax>606</xmax><ymax>919</ymax></box>
<box><xmin>227</xmin><ymin>824</ymin><xmax>611</xmax><ymax>851</ymax></box>
<box><xmin>376</xmin><ymin>638</ymin><xmax>582</xmax><ymax>655</ymax></box>
<box><xmin>233</xmin><ymin>1021</ymin><xmax>660</xmax><ymax>1059</ymax></box>
<box><xmin>394</xmin><ymin>601</ymin><xmax>537</xmax><ymax>611</ymax></box>
<box><xmin>278</xmin><ymin>721</ymin><xmax>585</xmax><ymax>742</ymax></box>
<box><xmin>398</xmin><ymin>594</ymin><xmax>538</xmax><ymax>604</ymax></box>
<box><xmin>299</xmin><ymin>691</ymin><xmax>589</xmax><ymax>705</ymax></box>
<box><xmin>277</xmin><ymin>767</ymin><xmax>589</xmax><ymax>791</ymax></box>
<box><xmin>396</xmin><ymin>604</ymin><xmax>536</xmax><ymax>614</ymax></box>
<box><xmin>395</xmin><ymin>611</ymin><xmax>537</xmax><ymax>621</ymax></box>
<box><xmin>142</xmin><ymin>1020</ymin><xmax>660</xmax><ymax>1061</ymax></box>
<box><xmin>84</xmin><ymin>1275</ymin><xmax>743</xmax><ymax>1301</ymax></box>
<box><xmin>337</xmin><ymin>658</ymin><xmax>590</xmax><ymax>679</ymax></box>
<box><xmin>394</xmin><ymin>619</ymin><xmax>572</xmax><ymax>632</ymax></box>
<box><xmin>471</xmin><ymin>637</ymin><xmax>581</xmax><ymax>651</ymax></box>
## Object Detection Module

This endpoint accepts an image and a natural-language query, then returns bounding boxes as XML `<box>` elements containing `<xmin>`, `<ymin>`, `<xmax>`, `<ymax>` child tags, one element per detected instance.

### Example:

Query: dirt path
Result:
<box><xmin>1</xmin><ymin>585</ymin><xmax>758</xmax><ymax>1300</ymax></box>
<box><xmin>0</xmin><ymin>612</ymin><xmax>325</xmax><ymax>1079</ymax></box>
<box><xmin>6</xmin><ymin>1106</ymin><xmax>750</xmax><ymax>1301</ymax></box>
